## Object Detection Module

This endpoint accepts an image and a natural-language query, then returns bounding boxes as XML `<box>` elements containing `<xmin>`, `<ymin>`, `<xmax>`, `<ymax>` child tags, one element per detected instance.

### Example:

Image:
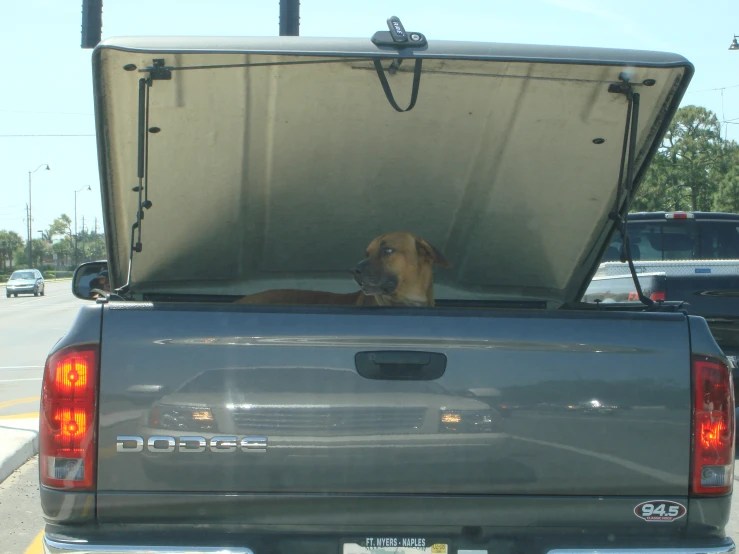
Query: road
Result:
<box><xmin>0</xmin><ymin>280</ymin><xmax>83</xmax><ymax>419</ymax></box>
<box><xmin>0</xmin><ymin>279</ymin><xmax>84</xmax><ymax>554</ymax></box>
<box><xmin>2</xmin><ymin>282</ymin><xmax>739</xmax><ymax>553</ymax></box>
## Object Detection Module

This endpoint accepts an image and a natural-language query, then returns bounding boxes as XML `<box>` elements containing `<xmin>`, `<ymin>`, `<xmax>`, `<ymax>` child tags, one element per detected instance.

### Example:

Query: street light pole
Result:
<box><xmin>74</xmin><ymin>186</ymin><xmax>92</xmax><ymax>267</ymax></box>
<box><xmin>28</xmin><ymin>164</ymin><xmax>50</xmax><ymax>267</ymax></box>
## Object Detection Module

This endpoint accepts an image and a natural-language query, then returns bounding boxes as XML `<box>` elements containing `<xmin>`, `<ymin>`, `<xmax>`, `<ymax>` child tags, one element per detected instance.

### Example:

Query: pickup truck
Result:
<box><xmin>40</xmin><ymin>28</ymin><xmax>736</xmax><ymax>554</ymax></box>
<box><xmin>583</xmin><ymin>212</ymin><xmax>739</xmax><ymax>359</ymax></box>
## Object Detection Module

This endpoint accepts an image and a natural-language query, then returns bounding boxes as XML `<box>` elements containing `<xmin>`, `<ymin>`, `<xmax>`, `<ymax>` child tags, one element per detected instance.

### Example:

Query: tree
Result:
<box><xmin>52</xmin><ymin>238</ymin><xmax>73</xmax><ymax>268</ymax></box>
<box><xmin>31</xmin><ymin>238</ymin><xmax>49</xmax><ymax>267</ymax></box>
<box><xmin>711</xmin><ymin>141</ymin><xmax>739</xmax><ymax>213</ymax></box>
<box><xmin>49</xmin><ymin>214</ymin><xmax>73</xmax><ymax>241</ymax></box>
<box><xmin>86</xmin><ymin>233</ymin><xmax>107</xmax><ymax>261</ymax></box>
<box><xmin>0</xmin><ymin>230</ymin><xmax>25</xmax><ymax>271</ymax></box>
<box><xmin>77</xmin><ymin>228</ymin><xmax>107</xmax><ymax>262</ymax></box>
<box><xmin>632</xmin><ymin>106</ymin><xmax>723</xmax><ymax>212</ymax></box>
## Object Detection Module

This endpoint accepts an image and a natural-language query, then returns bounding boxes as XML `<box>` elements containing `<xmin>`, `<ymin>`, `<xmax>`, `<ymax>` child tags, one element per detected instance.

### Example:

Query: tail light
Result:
<box><xmin>649</xmin><ymin>291</ymin><xmax>666</xmax><ymax>302</ymax></box>
<box><xmin>40</xmin><ymin>345</ymin><xmax>99</xmax><ymax>490</ymax></box>
<box><xmin>691</xmin><ymin>355</ymin><xmax>735</xmax><ymax>496</ymax></box>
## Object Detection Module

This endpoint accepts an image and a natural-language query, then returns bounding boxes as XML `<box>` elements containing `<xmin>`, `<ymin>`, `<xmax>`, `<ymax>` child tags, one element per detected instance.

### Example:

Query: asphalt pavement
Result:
<box><xmin>0</xmin><ymin>280</ymin><xmax>83</xmax><ymax>419</ymax></box>
<box><xmin>0</xmin><ymin>280</ymin><xmax>83</xmax><ymax>554</ymax></box>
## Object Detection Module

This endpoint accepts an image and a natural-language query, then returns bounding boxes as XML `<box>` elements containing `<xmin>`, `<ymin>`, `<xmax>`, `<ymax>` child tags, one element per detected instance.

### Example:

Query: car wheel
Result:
<box><xmin>5</xmin><ymin>293</ymin><xmax>9</xmax><ymax>299</ymax></box>
<box><xmin>13</xmin><ymin>293</ymin><xmax>18</xmax><ymax>297</ymax></box>
<box><xmin>41</xmin><ymin>287</ymin><xmax>45</xmax><ymax>296</ymax></box>
<box><xmin>34</xmin><ymin>290</ymin><xmax>38</xmax><ymax>297</ymax></box>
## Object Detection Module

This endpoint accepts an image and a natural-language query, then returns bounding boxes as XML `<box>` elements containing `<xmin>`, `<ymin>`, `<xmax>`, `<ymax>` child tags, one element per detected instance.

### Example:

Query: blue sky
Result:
<box><xmin>1</xmin><ymin>0</ymin><xmax>738</xmax><ymax>239</ymax></box>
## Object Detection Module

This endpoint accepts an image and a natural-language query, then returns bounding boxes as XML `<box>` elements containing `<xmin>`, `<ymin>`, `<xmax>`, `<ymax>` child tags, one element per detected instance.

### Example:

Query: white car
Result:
<box><xmin>5</xmin><ymin>269</ymin><xmax>45</xmax><ymax>298</ymax></box>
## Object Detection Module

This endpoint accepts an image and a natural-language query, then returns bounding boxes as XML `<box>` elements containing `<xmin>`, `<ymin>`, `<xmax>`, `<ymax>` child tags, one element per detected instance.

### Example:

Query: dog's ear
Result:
<box><xmin>416</xmin><ymin>238</ymin><xmax>451</xmax><ymax>268</ymax></box>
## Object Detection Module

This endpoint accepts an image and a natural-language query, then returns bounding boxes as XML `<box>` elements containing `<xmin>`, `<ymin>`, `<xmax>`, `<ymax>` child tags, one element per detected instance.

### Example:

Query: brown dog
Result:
<box><xmin>234</xmin><ymin>232</ymin><xmax>450</xmax><ymax>307</ymax></box>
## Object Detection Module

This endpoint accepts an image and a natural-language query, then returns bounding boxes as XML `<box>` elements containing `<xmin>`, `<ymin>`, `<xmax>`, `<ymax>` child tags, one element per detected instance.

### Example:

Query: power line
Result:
<box><xmin>0</xmin><ymin>134</ymin><xmax>95</xmax><ymax>137</ymax></box>
<box><xmin>686</xmin><ymin>83</ymin><xmax>739</xmax><ymax>94</ymax></box>
<box><xmin>0</xmin><ymin>109</ymin><xmax>93</xmax><ymax>116</ymax></box>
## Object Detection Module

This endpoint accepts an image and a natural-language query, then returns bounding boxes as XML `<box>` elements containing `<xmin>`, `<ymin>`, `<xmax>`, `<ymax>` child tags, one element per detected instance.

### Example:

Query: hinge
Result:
<box><xmin>607</xmin><ymin>72</ymin><xmax>633</xmax><ymax>96</ymax></box>
<box><xmin>141</xmin><ymin>59</ymin><xmax>173</xmax><ymax>83</ymax></box>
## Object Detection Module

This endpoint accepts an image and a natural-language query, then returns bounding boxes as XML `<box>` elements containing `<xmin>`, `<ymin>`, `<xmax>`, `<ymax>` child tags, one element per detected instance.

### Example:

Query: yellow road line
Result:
<box><xmin>23</xmin><ymin>530</ymin><xmax>44</xmax><ymax>554</ymax></box>
<box><xmin>0</xmin><ymin>397</ymin><xmax>38</xmax><ymax>410</ymax></box>
<box><xmin>0</xmin><ymin>411</ymin><xmax>38</xmax><ymax>420</ymax></box>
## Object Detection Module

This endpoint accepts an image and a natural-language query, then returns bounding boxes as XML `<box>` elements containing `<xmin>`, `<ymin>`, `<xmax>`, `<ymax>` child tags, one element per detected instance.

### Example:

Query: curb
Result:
<box><xmin>0</xmin><ymin>422</ymin><xmax>39</xmax><ymax>485</ymax></box>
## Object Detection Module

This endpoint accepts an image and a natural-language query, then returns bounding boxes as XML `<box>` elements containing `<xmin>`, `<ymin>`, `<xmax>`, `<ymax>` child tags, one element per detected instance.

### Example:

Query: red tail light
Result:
<box><xmin>650</xmin><ymin>291</ymin><xmax>666</xmax><ymax>302</ymax></box>
<box><xmin>691</xmin><ymin>356</ymin><xmax>735</xmax><ymax>496</ymax></box>
<box><xmin>40</xmin><ymin>345</ymin><xmax>98</xmax><ymax>490</ymax></box>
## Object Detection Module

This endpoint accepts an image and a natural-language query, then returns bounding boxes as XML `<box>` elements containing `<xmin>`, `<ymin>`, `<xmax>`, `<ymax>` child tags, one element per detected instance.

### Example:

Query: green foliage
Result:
<box><xmin>1</xmin><ymin>212</ymin><xmax>106</xmax><ymax>273</ymax></box>
<box><xmin>0</xmin><ymin>230</ymin><xmax>24</xmax><ymax>270</ymax></box>
<box><xmin>632</xmin><ymin>106</ymin><xmax>737</xmax><ymax>213</ymax></box>
<box><xmin>49</xmin><ymin>214</ymin><xmax>73</xmax><ymax>240</ymax></box>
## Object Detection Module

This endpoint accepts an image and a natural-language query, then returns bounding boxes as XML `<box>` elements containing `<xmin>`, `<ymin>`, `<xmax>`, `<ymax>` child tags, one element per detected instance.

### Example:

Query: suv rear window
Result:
<box><xmin>603</xmin><ymin>220</ymin><xmax>739</xmax><ymax>261</ymax></box>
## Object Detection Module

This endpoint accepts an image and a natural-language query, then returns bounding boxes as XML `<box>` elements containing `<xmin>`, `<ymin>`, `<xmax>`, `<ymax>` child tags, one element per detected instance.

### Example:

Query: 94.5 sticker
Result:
<box><xmin>634</xmin><ymin>500</ymin><xmax>687</xmax><ymax>522</ymax></box>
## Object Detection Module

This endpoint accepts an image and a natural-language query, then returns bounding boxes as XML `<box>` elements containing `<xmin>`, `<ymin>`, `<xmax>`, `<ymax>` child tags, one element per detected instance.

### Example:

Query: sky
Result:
<box><xmin>1</xmin><ymin>0</ymin><xmax>738</xmax><ymax>240</ymax></box>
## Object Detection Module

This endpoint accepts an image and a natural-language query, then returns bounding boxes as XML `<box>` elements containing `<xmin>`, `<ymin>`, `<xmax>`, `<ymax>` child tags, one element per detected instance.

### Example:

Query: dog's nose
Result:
<box><xmin>352</xmin><ymin>259</ymin><xmax>369</xmax><ymax>274</ymax></box>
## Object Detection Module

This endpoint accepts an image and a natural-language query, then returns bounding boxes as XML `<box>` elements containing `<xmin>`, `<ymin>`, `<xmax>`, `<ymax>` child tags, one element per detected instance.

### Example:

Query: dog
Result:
<box><xmin>234</xmin><ymin>231</ymin><xmax>450</xmax><ymax>307</ymax></box>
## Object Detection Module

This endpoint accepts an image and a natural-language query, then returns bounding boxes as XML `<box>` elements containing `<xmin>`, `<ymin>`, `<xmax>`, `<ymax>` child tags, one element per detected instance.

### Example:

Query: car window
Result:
<box><xmin>10</xmin><ymin>271</ymin><xmax>35</xmax><ymax>280</ymax></box>
<box><xmin>605</xmin><ymin>221</ymin><xmax>739</xmax><ymax>261</ymax></box>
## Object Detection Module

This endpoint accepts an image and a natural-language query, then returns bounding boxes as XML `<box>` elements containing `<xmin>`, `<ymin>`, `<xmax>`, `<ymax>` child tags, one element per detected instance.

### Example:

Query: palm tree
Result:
<box><xmin>0</xmin><ymin>230</ymin><xmax>24</xmax><ymax>271</ymax></box>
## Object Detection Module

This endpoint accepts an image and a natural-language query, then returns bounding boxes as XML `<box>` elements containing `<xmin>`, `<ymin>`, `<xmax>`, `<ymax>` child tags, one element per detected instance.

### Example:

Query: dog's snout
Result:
<box><xmin>352</xmin><ymin>259</ymin><xmax>369</xmax><ymax>274</ymax></box>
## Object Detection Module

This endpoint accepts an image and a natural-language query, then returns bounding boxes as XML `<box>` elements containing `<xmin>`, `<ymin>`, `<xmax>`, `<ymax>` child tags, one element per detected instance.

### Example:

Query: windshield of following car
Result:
<box><xmin>10</xmin><ymin>271</ymin><xmax>35</xmax><ymax>280</ymax></box>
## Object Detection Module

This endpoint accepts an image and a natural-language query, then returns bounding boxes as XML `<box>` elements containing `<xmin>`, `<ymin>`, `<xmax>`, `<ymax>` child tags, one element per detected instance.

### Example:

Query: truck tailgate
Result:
<box><xmin>97</xmin><ymin>303</ymin><xmax>691</xmax><ymax>497</ymax></box>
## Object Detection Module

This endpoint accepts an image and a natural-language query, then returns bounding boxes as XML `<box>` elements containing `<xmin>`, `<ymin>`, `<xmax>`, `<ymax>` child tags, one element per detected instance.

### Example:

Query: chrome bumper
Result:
<box><xmin>44</xmin><ymin>536</ymin><xmax>735</xmax><ymax>554</ymax></box>
<box><xmin>44</xmin><ymin>537</ymin><xmax>252</xmax><ymax>554</ymax></box>
<box><xmin>547</xmin><ymin>541</ymin><xmax>736</xmax><ymax>554</ymax></box>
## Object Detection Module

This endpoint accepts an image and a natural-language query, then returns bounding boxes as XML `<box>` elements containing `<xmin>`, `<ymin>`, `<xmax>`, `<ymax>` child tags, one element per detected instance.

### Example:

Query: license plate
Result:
<box><xmin>343</xmin><ymin>539</ymin><xmax>447</xmax><ymax>554</ymax></box>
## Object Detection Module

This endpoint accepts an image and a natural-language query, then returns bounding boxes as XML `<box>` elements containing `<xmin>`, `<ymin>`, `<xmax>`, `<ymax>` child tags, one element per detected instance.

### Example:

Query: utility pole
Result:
<box><xmin>81</xmin><ymin>216</ymin><xmax>86</xmax><ymax>262</ymax></box>
<box><xmin>26</xmin><ymin>204</ymin><xmax>30</xmax><ymax>267</ymax></box>
<box><xmin>279</xmin><ymin>0</ymin><xmax>300</xmax><ymax>36</ymax></box>
<box><xmin>74</xmin><ymin>186</ymin><xmax>91</xmax><ymax>267</ymax></box>
<box><xmin>28</xmin><ymin>164</ymin><xmax>50</xmax><ymax>267</ymax></box>
<box><xmin>81</xmin><ymin>0</ymin><xmax>103</xmax><ymax>49</ymax></box>
<box><xmin>94</xmin><ymin>217</ymin><xmax>98</xmax><ymax>235</ymax></box>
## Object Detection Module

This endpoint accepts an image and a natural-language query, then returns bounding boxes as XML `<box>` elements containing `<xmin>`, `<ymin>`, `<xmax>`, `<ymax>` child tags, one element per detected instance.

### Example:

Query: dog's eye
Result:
<box><xmin>381</xmin><ymin>247</ymin><xmax>395</xmax><ymax>256</ymax></box>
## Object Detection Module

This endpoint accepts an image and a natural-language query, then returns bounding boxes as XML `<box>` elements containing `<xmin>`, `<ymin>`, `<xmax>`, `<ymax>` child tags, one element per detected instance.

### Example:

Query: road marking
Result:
<box><xmin>0</xmin><ymin>411</ymin><xmax>38</xmax><ymax>420</ymax></box>
<box><xmin>0</xmin><ymin>377</ymin><xmax>42</xmax><ymax>383</ymax></box>
<box><xmin>23</xmin><ymin>530</ymin><xmax>44</xmax><ymax>554</ymax></box>
<box><xmin>0</xmin><ymin>294</ymin><xmax>78</xmax><ymax>307</ymax></box>
<box><xmin>3</xmin><ymin>292</ymin><xmax>71</xmax><ymax>303</ymax></box>
<box><xmin>0</xmin><ymin>396</ymin><xmax>39</xmax><ymax>409</ymax></box>
<box><xmin>0</xmin><ymin>366</ymin><xmax>43</xmax><ymax>369</ymax></box>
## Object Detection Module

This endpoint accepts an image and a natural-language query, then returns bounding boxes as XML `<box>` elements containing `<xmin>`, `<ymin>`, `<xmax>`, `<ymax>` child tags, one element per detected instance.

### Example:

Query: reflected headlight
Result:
<box><xmin>439</xmin><ymin>410</ymin><xmax>495</xmax><ymax>433</ymax></box>
<box><xmin>148</xmin><ymin>405</ymin><xmax>216</xmax><ymax>431</ymax></box>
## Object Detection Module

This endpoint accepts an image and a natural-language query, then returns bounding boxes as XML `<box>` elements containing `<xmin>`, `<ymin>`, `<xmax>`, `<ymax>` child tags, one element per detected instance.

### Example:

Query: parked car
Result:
<box><xmin>5</xmin><ymin>269</ymin><xmax>44</xmax><ymax>298</ymax></box>
<box><xmin>39</xmin><ymin>27</ymin><xmax>735</xmax><ymax>554</ymax></box>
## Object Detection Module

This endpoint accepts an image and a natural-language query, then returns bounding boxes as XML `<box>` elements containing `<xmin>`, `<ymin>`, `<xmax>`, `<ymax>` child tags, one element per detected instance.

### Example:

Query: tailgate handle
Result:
<box><xmin>355</xmin><ymin>351</ymin><xmax>447</xmax><ymax>380</ymax></box>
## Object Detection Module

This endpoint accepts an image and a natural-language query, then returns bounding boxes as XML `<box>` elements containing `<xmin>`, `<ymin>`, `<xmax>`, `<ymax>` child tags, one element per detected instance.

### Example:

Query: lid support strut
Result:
<box><xmin>116</xmin><ymin>60</ymin><xmax>170</xmax><ymax>297</ymax></box>
<box><xmin>608</xmin><ymin>74</ymin><xmax>655</xmax><ymax>308</ymax></box>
